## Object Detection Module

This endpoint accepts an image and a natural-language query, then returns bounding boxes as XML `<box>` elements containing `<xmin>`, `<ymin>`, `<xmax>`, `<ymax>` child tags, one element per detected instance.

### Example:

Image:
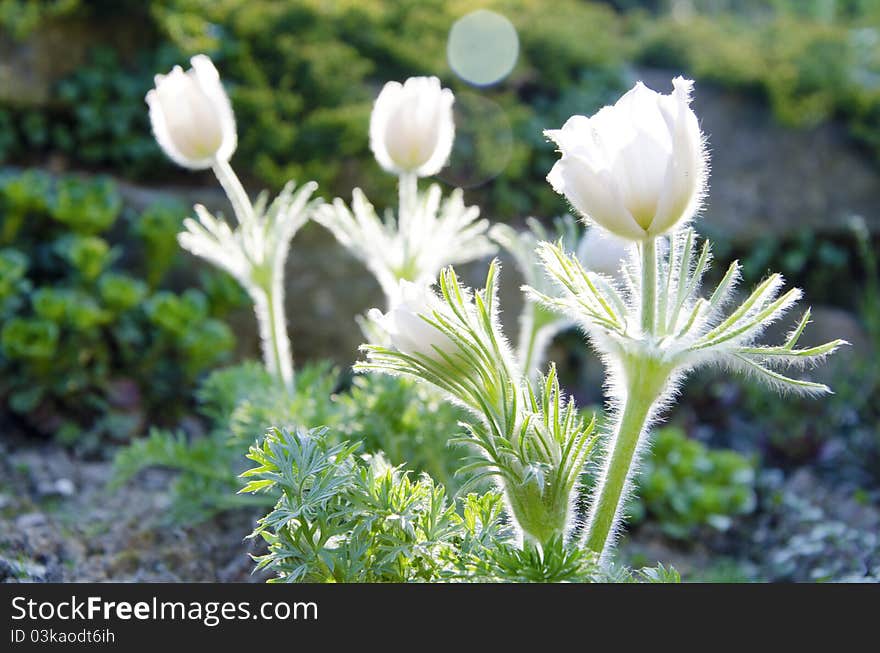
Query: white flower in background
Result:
<box><xmin>369</xmin><ymin>76</ymin><xmax>455</xmax><ymax>177</ymax></box>
<box><xmin>492</xmin><ymin>216</ymin><xmax>631</xmax><ymax>381</ymax></box>
<box><xmin>314</xmin><ymin>179</ymin><xmax>495</xmax><ymax>309</ymax></box>
<box><xmin>319</xmin><ymin>75</ymin><xmax>493</xmax><ymax>319</ymax></box>
<box><xmin>368</xmin><ymin>280</ymin><xmax>456</xmax><ymax>360</ymax></box>
<box><xmin>147</xmin><ymin>54</ymin><xmax>319</xmax><ymax>393</ymax></box>
<box><xmin>576</xmin><ymin>226</ymin><xmax>632</xmax><ymax>280</ymax></box>
<box><xmin>545</xmin><ymin>76</ymin><xmax>708</xmax><ymax>241</ymax></box>
<box><xmin>146</xmin><ymin>54</ymin><xmax>237</xmax><ymax>170</ymax></box>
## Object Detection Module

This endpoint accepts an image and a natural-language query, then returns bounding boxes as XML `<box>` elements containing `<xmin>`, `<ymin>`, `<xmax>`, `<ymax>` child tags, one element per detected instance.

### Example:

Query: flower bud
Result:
<box><xmin>146</xmin><ymin>54</ymin><xmax>237</xmax><ymax>170</ymax></box>
<box><xmin>577</xmin><ymin>227</ymin><xmax>631</xmax><ymax>280</ymax></box>
<box><xmin>546</xmin><ymin>77</ymin><xmax>708</xmax><ymax>241</ymax></box>
<box><xmin>369</xmin><ymin>76</ymin><xmax>455</xmax><ymax>177</ymax></box>
<box><xmin>369</xmin><ymin>281</ymin><xmax>456</xmax><ymax>359</ymax></box>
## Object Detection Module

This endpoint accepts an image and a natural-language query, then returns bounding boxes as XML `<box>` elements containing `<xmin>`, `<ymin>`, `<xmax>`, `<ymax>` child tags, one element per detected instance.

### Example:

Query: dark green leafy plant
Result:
<box><xmin>629</xmin><ymin>427</ymin><xmax>757</xmax><ymax>540</ymax></box>
<box><xmin>0</xmin><ymin>169</ymin><xmax>236</xmax><ymax>450</ymax></box>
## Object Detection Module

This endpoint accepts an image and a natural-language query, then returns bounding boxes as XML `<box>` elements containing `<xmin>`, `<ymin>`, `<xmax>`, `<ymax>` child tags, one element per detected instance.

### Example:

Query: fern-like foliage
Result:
<box><xmin>242</xmin><ymin>425</ymin><xmax>679</xmax><ymax>583</ymax></box>
<box><xmin>530</xmin><ymin>227</ymin><xmax>847</xmax><ymax>395</ymax></box>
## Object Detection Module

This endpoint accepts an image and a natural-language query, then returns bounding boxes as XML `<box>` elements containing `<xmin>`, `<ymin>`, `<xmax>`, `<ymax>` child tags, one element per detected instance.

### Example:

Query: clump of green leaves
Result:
<box><xmin>243</xmin><ymin>425</ymin><xmax>678</xmax><ymax>583</ymax></box>
<box><xmin>112</xmin><ymin>361</ymin><xmax>339</xmax><ymax>522</ymax></box>
<box><xmin>0</xmin><ymin>169</ymin><xmax>237</xmax><ymax>450</ymax></box>
<box><xmin>628</xmin><ymin>427</ymin><xmax>757</xmax><ymax>540</ymax></box>
<box><xmin>330</xmin><ymin>374</ymin><xmax>466</xmax><ymax>491</ymax></box>
<box><xmin>112</xmin><ymin>363</ymin><xmax>470</xmax><ymax>522</ymax></box>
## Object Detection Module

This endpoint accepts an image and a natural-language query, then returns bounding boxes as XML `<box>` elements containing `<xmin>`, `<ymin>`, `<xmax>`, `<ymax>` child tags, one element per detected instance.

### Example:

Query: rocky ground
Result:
<box><xmin>0</xmin><ymin>434</ymin><xmax>268</xmax><ymax>583</ymax></box>
<box><xmin>3</xmin><ymin>428</ymin><xmax>878</xmax><ymax>583</ymax></box>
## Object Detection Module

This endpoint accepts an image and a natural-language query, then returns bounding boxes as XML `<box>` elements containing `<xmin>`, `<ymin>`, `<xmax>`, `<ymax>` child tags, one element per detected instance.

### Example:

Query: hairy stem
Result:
<box><xmin>583</xmin><ymin>355</ymin><xmax>668</xmax><ymax>558</ymax></box>
<box><xmin>212</xmin><ymin>158</ymin><xmax>254</xmax><ymax>227</ymax></box>
<box><xmin>252</xmin><ymin>280</ymin><xmax>294</xmax><ymax>394</ymax></box>
<box><xmin>517</xmin><ymin>307</ymin><xmax>542</xmax><ymax>383</ymax></box>
<box><xmin>398</xmin><ymin>173</ymin><xmax>418</xmax><ymax>234</ymax></box>
<box><xmin>641</xmin><ymin>238</ymin><xmax>657</xmax><ymax>335</ymax></box>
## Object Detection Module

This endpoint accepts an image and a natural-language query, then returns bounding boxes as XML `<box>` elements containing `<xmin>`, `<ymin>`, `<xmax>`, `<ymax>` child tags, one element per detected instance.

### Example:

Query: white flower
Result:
<box><xmin>576</xmin><ymin>227</ymin><xmax>632</xmax><ymax>279</ymax></box>
<box><xmin>369</xmin><ymin>76</ymin><xmax>455</xmax><ymax>177</ymax></box>
<box><xmin>146</xmin><ymin>54</ymin><xmax>237</xmax><ymax>170</ymax></box>
<box><xmin>369</xmin><ymin>281</ymin><xmax>456</xmax><ymax>359</ymax></box>
<box><xmin>545</xmin><ymin>77</ymin><xmax>708</xmax><ymax>241</ymax></box>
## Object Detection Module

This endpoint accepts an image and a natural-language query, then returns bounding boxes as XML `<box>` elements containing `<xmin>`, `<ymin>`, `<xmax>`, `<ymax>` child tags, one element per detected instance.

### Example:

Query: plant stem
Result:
<box><xmin>518</xmin><ymin>308</ymin><xmax>541</xmax><ymax>383</ymax></box>
<box><xmin>397</xmin><ymin>172</ymin><xmax>418</xmax><ymax>233</ymax></box>
<box><xmin>583</xmin><ymin>355</ymin><xmax>667</xmax><ymax>558</ymax></box>
<box><xmin>252</xmin><ymin>280</ymin><xmax>294</xmax><ymax>394</ymax></box>
<box><xmin>641</xmin><ymin>238</ymin><xmax>657</xmax><ymax>334</ymax></box>
<box><xmin>212</xmin><ymin>157</ymin><xmax>295</xmax><ymax>393</ymax></box>
<box><xmin>212</xmin><ymin>158</ymin><xmax>254</xmax><ymax>226</ymax></box>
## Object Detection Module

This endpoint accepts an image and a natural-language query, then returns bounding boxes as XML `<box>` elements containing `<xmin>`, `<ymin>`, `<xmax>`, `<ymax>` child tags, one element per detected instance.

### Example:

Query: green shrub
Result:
<box><xmin>112</xmin><ymin>364</ymin><xmax>470</xmax><ymax>522</ymax></box>
<box><xmin>331</xmin><ymin>374</ymin><xmax>466</xmax><ymax>491</ymax></box>
<box><xmin>630</xmin><ymin>427</ymin><xmax>757</xmax><ymax>539</ymax></box>
<box><xmin>634</xmin><ymin>9</ymin><xmax>880</xmax><ymax>157</ymax></box>
<box><xmin>0</xmin><ymin>169</ymin><xmax>239</xmax><ymax>450</ymax></box>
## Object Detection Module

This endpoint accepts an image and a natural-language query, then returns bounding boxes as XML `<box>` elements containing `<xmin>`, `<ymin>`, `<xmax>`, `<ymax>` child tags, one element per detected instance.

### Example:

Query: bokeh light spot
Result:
<box><xmin>447</xmin><ymin>10</ymin><xmax>519</xmax><ymax>87</ymax></box>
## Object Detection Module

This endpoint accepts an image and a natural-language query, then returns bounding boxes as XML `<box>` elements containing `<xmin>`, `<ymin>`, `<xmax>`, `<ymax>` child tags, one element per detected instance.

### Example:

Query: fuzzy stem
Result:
<box><xmin>641</xmin><ymin>238</ymin><xmax>657</xmax><ymax>335</ymax></box>
<box><xmin>251</xmin><ymin>279</ymin><xmax>295</xmax><ymax>394</ymax></box>
<box><xmin>398</xmin><ymin>173</ymin><xmax>418</xmax><ymax>234</ymax></box>
<box><xmin>212</xmin><ymin>158</ymin><xmax>254</xmax><ymax>226</ymax></box>
<box><xmin>583</xmin><ymin>355</ymin><xmax>668</xmax><ymax>558</ymax></box>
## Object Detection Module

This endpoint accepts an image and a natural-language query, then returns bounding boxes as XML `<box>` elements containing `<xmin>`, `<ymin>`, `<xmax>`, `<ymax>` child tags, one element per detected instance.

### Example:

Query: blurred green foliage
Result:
<box><xmin>2</xmin><ymin>1</ymin><xmax>878</xmax><ymax>224</ymax></box>
<box><xmin>112</xmin><ymin>362</ymin><xmax>470</xmax><ymax>522</ymax></box>
<box><xmin>331</xmin><ymin>374</ymin><xmax>466</xmax><ymax>492</ymax></box>
<box><xmin>629</xmin><ymin>427</ymin><xmax>757</xmax><ymax>539</ymax></box>
<box><xmin>0</xmin><ymin>169</ymin><xmax>240</xmax><ymax>451</ymax></box>
<box><xmin>688</xmin><ymin>220</ymin><xmax>880</xmax><ymax>487</ymax></box>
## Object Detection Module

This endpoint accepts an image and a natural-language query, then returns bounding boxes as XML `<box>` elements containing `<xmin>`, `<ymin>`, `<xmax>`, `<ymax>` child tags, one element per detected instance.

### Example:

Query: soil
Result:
<box><xmin>0</xmin><ymin>434</ymin><xmax>268</xmax><ymax>583</ymax></box>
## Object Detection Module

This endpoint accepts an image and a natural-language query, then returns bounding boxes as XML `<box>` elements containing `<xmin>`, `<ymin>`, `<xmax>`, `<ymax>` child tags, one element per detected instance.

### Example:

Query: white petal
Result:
<box><xmin>552</xmin><ymin>155</ymin><xmax>646</xmax><ymax>241</ymax></box>
<box><xmin>652</xmin><ymin>77</ymin><xmax>707</xmax><ymax>235</ymax></box>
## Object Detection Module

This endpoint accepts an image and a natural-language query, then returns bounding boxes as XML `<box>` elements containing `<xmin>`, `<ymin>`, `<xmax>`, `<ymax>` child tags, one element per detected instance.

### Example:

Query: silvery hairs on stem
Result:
<box><xmin>357</xmin><ymin>261</ymin><xmax>597</xmax><ymax>549</ymax></box>
<box><xmin>147</xmin><ymin>53</ymin><xmax>318</xmax><ymax>392</ymax></box>
<box><xmin>492</xmin><ymin>215</ymin><xmax>630</xmax><ymax>382</ymax></box>
<box><xmin>313</xmin><ymin>76</ymin><xmax>495</xmax><ymax>312</ymax></box>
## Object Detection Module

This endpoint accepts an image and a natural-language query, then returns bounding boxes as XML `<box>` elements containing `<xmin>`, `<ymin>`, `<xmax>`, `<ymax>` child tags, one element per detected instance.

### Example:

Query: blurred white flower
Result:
<box><xmin>146</xmin><ymin>54</ymin><xmax>237</xmax><ymax>170</ymax></box>
<box><xmin>545</xmin><ymin>76</ymin><xmax>708</xmax><ymax>241</ymax></box>
<box><xmin>369</xmin><ymin>281</ymin><xmax>456</xmax><ymax>359</ymax></box>
<box><xmin>369</xmin><ymin>76</ymin><xmax>455</xmax><ymax>177</ymax></box>
<box><xmin>576</xmin><ymin>226</ymin><xmax>632</xmax><ymax>279</ymax></box>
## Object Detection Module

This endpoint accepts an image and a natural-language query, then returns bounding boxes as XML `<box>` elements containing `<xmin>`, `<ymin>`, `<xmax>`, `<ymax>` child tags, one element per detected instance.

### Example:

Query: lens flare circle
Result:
<box><xmin>447</xmin><ymin>10</ymin><xmax>519</xmax><ymax>87</ymax></box>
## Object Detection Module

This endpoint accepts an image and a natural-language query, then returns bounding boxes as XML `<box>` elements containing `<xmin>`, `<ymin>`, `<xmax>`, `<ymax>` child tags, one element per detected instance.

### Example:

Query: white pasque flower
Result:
<box><xmin>369</xmin><ymin>76</ymin><xmax>455</xmax><ymax>177</ymax></box>
<box><xmin>545</xmin><ymin>77</ymin><xmax>708</xmax><ymax>241</ymax></box>
<box><xmin>368</xmin><ymin>280</ymin><xmax>456</xmax><ymax>359</ymax></box>
<box><xmin>146</xmin><ymin>54</ymin><xmax>237</xmax><ymax>170</ymax></box>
